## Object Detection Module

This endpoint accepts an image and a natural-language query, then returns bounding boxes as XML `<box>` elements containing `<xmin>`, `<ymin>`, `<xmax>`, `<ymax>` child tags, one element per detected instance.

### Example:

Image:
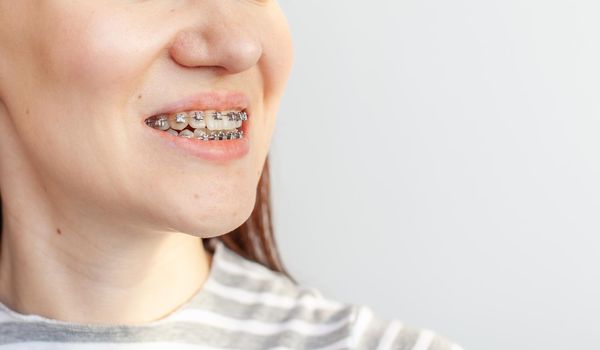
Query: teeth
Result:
<box><xmin>205</xmin><ymin>112</ymin><xmax>219</xmax><ymax>130</ymax></box>
<box><xmin>149</xmin><ymin>115</ymin><xmax>170</xmax><ymax>131</ymax></box>
<box><xmin>178</xmin><ymin>129</ymin><xmax>194</xmax><ymax>138</ymax></box>
<box><xmin>146</xmin><ymin>110</ymin><xmax>247</xmax><ymax>140</ymax></box>
<box><xmin>206</xmin><ymin>116</ymin><xmax>238</xmax><ymax>131</ymax></box>
<box><xmin>169</xmin><ymin>112</ymin><xmax>189</xmax><ymax>130</ymax></box>
<box><xmin>206</xmin><ymin>112</ymin><xmax>241</xmax><ymax>130</ymax></box>
<box><xmin>194</xmin><ymin>127</ymin><xmax>209</xmax><ymax>139</ymax></box>
<box><xmin>205</xmin><ymin>130</ymin><xmax>244</xmax><ymax>141</ymax></box>
<box><xmin>223</xmin><ymin>120</ymin><xmax>242</xmax><ymax>130</ymax></box>
<box><xmin>188</xmin><ymin>111</ymin><xmax>206</xmax><ymax>128</ymax></box>
<box><xmin>226</xmin><ymin>112</ymin><xmax>242</xmax><ymax>121</ymax></box>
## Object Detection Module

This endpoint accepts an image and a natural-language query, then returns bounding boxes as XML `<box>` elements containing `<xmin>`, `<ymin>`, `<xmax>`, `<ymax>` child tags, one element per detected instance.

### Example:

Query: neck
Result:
<box><xmin>0</xmin><ymin>198</ymin><xmax>212</xmax><ymax>325</ymax></box>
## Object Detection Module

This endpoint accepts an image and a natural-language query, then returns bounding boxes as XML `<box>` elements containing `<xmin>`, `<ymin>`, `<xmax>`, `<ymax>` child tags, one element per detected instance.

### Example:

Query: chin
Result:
<box><xmin>158</xmin><ymin>188</ymin><xmax>257</xmax><ymax>238</ymax></box>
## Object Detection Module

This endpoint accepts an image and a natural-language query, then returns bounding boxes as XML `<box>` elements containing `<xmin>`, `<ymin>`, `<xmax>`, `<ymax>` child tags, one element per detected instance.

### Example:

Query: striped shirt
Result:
<box><xmin>0</xmin><ymin>239</ymin><xmax>464</xmax><ymax>350</ymax></box>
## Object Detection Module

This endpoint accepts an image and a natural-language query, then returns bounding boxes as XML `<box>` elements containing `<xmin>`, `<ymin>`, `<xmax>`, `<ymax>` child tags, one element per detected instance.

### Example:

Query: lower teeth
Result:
<box><xmin>168</xmin><ymin>127</ymin><xmax>243</xmax><ymax>141</ymax></box>
<box><xmin>145</xmin><ymin>119</ymin><xmax>243</xmax><ymax>141</ymax></box>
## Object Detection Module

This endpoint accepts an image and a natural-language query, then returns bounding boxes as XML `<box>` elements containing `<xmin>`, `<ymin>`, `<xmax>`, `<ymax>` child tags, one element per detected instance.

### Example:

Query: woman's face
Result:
<box><xmin>0</xmin><ymin>1</ymin><xmax>293</xmax><ymax>236</ymax></box>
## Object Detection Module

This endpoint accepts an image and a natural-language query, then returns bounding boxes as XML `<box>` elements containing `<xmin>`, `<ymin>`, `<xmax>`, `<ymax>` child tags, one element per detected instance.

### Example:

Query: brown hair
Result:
<box><xmin>203</xmin><ymin>155</ymin><xmax>297</xmax><ymax>283</ymax></box>
<box><xmin>0</xmin><ymin>155</ymin><xmax>296</xmax><ymax>284</ymax></box>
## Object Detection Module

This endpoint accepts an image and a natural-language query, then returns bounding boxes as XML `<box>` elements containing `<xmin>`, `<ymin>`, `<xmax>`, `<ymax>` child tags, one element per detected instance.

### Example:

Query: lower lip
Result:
<box><xmin>143</xmin><ymin>117</ymin><xmax>250</xmax><ymax>162</ymax></box>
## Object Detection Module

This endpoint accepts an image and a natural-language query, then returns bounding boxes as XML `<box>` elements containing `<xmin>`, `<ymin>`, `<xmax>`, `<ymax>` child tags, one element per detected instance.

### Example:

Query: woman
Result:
<box><xmin>0</xmin><ymin>1</ymin><xmax>463</xmax><ymax>349</ymax></box>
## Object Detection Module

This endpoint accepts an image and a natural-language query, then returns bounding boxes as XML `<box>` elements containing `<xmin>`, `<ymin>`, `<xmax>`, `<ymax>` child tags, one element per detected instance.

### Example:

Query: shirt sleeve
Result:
<box><xmin>351</xmin><ymin>305</ymin><xmax>465</xmax><ymax>350</ymax></box>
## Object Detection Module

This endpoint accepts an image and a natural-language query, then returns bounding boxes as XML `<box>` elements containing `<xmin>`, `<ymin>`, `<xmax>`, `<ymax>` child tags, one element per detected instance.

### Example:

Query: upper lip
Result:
<box><xmin>145</xmin><ymin>90</ymin><xmax>250</xmax><ymax>119</ymax></box>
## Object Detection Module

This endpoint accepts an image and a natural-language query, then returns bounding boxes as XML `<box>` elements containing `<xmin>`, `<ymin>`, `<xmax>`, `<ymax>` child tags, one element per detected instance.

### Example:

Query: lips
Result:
<box><xmin>141</xmin><ymin>91</ymin><xmax>252</xmax><ymax>162</ymax></box>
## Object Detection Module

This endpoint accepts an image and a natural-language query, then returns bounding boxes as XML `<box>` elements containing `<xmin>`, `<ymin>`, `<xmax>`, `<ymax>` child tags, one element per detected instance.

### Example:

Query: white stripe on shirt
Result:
<box><xmin>411</xmin><ymin>329</ymin><xmax>435</xmax><ymax>350</ymax></box>
<box><xmin>376</xmin><ymin>320</ymin><xmax>405</xmax><ymax>350</ymax></box>
<box><xmin>166</xmin><ymin>308</ymin><xmax>354</xmax><ymax>336</ymax></box>
<box><xmin>203</xmin><ymin>278</ymin><xmax>345</xmax><ymax>310</ymax></box>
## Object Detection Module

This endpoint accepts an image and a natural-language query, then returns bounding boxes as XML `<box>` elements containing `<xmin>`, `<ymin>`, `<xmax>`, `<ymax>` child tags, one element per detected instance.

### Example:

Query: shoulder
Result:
<box><xmin>212</xmin><ymin>242</ymin><xmax>465</xmax><ymax>350</ymax></box>
<box><xmin>349</xmin><ymin>304</ymin><xmax>465</xmax><ymax>350</ymax></box>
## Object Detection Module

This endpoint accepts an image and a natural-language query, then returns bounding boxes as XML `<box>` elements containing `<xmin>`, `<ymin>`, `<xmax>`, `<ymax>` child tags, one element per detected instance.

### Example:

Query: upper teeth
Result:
<box><xmin>189</xmin><ymin>111</ymin><xmax>205</xmax><ymax>128</ymax></box>
<box><xmin>146</xmin><ymin>110</ymin><xmax>247</xmax><ymax>131</ymax></box>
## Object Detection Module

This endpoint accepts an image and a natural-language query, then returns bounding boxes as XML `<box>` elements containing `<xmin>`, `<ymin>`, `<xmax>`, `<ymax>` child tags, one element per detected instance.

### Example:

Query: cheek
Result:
<box><xmin>261</xmin><ymin>20</ymin><xmax>294</xmax><ymax>98</ymax></box>
<box><xmin>41</xmin><ymin>9</ymin><xmax>162</xmax><ymax>94</ymax></box>
<box><xmin>256</xmin><ymin>15</ymin><xmax>293</xmax><ymax>148</ymax></box>
<box><xmin>256</xmin><ymin>19</ymin><xmax>293</xmax><ymax>144</ymax></box>
<box><xmin>6</xmin><ymin>7</ymin><xmax>168</xmax><ymax>207</ymax></box>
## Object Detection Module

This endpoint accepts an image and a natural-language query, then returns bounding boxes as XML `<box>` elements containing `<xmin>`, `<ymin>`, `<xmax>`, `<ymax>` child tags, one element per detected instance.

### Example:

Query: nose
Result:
<box><xmin>169</xmin><ymin>10</ymin><xmax>262</xmax><ymax>75</ymax></box>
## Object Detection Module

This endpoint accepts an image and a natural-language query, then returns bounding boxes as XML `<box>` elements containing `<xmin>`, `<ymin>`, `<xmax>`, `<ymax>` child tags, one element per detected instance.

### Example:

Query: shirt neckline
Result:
<box><xmin>0</xmin><ymin>238</ymin><xmax>226</xmax><ymax>330</ymax></box>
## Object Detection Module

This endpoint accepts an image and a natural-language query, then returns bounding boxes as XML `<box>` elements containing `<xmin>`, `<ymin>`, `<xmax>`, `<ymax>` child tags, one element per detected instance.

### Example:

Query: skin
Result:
<box><xmin>0</xmin><ymin>0</ymin><xmax>293</xmax><ymax>324</ymax></box>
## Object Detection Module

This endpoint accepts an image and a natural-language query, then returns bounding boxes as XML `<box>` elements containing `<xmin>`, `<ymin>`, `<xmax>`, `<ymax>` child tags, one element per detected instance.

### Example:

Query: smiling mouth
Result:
<box><xmin>145</xmin><ymin>109</ymin><xmax>248</xmax><ymax>141</ymax></box>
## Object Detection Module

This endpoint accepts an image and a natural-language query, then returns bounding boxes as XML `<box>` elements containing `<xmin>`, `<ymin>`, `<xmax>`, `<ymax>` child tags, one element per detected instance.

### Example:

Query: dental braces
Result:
<box><xmin>195</xmin><ymin>130</ymin><xmax>244</xmax><ymax>141</ymax></box>
<box><xmin>145</xmin><ymin>111</ymin><xmax>248</xmax><ymax>129</ymax></box>
<box><xmin>145</xmin><ymin>111</ymin><xmax>246</xmax><ymax>141</ymax></box>
<box><xmin>168</xmin><ymin>128</ymin><xmax>244</xmax><ymax>140</ymax></box>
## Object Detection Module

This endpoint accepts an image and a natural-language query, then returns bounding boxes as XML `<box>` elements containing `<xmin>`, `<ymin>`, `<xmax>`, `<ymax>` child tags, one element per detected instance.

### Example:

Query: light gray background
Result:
<box><xmin>270</xmin><ymin>1</ymin><xmax>599</xmax><ymax>349</ymax></box>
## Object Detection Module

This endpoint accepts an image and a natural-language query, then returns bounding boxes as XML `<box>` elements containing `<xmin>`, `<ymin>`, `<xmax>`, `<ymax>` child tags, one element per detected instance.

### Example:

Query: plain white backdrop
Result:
<box><xmin>270</xmin><ymin>1</ymin><xmax>600</xmax><ymax>349</ymax></box>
